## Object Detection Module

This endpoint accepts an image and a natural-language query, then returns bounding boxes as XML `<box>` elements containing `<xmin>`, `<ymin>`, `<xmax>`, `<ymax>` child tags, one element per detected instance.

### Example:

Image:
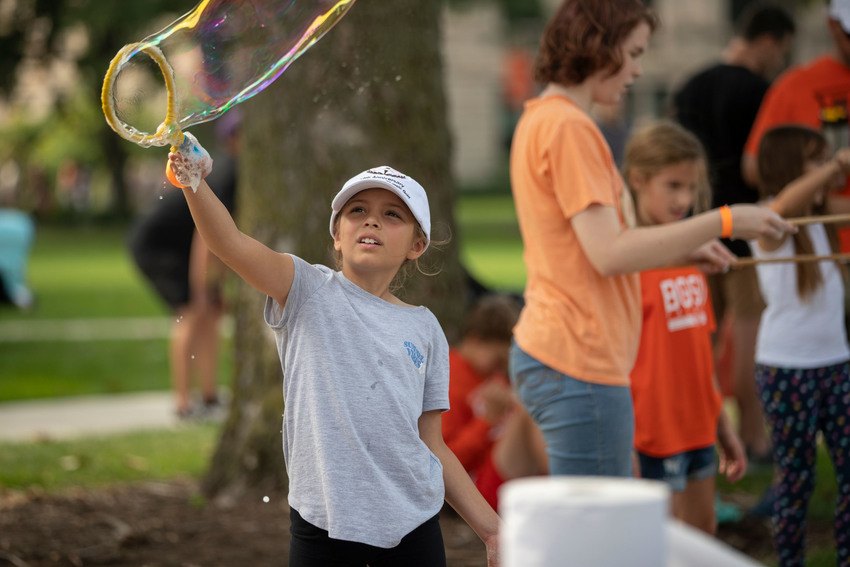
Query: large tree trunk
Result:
<box><xmin>203</xmin><ymin>2</ymin><xmax>467</xmax><ymax>500</ymax></box>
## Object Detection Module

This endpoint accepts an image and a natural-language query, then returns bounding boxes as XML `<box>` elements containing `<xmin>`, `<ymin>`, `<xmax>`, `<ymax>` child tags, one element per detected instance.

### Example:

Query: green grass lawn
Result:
<box><xmin>0</xmin><ymin>423</ymin><xmax>219</xmax><ymax>491</ymax></box>
<box><xmin>1</xmin><ymin>339</ymin><xmax>168</xmax><ymax>399</ymax></box>
<box><xmin>0</xmin><ymin>224</ymin><xmax>164</xmax><ymax>320</ymax></box>
<box><xmin>456</xmin><ymin>192</ymin><xmax>525</xmax><ymax>292</ymax></box>
<box><xmin>0</xmin><ymin>224</ymin><xmax>232</xmax><ymax>402</ymax></box>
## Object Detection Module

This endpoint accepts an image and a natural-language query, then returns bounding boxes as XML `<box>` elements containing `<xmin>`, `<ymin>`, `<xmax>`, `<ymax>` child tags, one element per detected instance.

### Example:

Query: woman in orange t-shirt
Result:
<box><xmin>624</xmin><ymin>122</ymin><xmax>747</xmax><ymax>534</ymax></box>
<box><xmin>509</xmin><ymin>0</ymin><xmax>793</xmax><ymax>477</ymax></box>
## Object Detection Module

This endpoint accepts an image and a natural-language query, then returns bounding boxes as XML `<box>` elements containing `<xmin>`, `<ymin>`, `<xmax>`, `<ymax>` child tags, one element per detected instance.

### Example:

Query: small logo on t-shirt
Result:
<box><xmin>404</xmin><ymin>341</ymin><xmax>426</xmax><ymax>374</ymax></box>
<box><xmin>660</xmin><ymin>275</ymin><xmax>708</xmax><ymax>331</ymax></box>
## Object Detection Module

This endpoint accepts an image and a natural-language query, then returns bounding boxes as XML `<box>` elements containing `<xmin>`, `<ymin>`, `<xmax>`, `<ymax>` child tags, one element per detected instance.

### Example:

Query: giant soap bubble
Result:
<box><xmin>102</xmin><ymin>0</ymin><xmax>356</xmax><ymax>148</ymax></box>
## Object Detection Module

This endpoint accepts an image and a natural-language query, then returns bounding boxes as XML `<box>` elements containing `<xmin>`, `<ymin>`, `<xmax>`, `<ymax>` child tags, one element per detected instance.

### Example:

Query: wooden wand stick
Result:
<box><xmin>730</xmin><ymin>213</ymin><xmax>850</xmax><ymax>266</ymax></box>
<box><xmin>734</xmin><ymin>253</ymin><xmax>850</xmax><ymax>268</ymax></box>
<box><xmin>787</xmin><ymin>213</ymin><xmax>850</xmax><ymax>227</ymax></box>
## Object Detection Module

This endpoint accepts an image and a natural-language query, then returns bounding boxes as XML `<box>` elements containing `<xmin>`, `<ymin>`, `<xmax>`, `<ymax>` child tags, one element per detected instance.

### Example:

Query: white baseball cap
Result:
<box><xmin>329</xmin><ymin>166</ymin><xmax>431</xmax><ymax>249</ymax></box>
<box><xmin>831</xmin><ymin>0</ymin><xmax>850</xmax><ymax>33</ymax></box>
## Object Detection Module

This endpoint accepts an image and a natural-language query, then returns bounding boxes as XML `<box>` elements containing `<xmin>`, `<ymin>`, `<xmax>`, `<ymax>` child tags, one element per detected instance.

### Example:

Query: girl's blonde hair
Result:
<box><xmin>757</xmin><ymin>125</ymin><xmax>843</xmax><ymax>300</ymax></box>
<box><xmin>622</xmin><ymin>120</ymin><xmax>711</xmax><ymax>215</ymax></box>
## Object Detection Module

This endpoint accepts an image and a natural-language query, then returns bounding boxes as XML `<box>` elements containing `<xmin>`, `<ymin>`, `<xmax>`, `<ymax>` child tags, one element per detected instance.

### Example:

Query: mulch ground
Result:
<box><xmin>4</xmin><ymin>478</ymin><xmax>833</xmax><ymax>566</ymax></box>
<box><xmin>0</xmin><ymin>479</ymin><xmax>487</xmax><ymax>566</ymax></box>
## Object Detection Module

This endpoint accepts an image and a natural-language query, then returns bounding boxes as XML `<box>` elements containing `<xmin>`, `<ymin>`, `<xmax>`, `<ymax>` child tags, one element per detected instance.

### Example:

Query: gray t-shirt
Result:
<box><xmin>264</xmin><ymin>255</ymin><xmax>450</xmax><ymax>548</ymax></box>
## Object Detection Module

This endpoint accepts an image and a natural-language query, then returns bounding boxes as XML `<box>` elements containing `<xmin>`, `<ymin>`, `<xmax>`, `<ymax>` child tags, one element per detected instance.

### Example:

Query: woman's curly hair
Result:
<box><xmin>535</xmin><ymin>0</ymin><xmax>658</xmax><ymax>86</ymax></box>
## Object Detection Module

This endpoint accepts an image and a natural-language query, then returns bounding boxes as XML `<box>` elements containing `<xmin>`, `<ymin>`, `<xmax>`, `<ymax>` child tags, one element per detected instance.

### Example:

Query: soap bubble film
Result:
<box><xmin>103</xmin><ymin>0</ymin><xmax>356</xmax><ymax>147</ymax></box>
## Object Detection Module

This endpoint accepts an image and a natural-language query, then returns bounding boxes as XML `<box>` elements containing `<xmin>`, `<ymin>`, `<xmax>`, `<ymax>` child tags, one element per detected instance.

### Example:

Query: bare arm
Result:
<box><xmin>419</xmin><ymin>410</ymin><xmax>500</xmax><ymax>567</ymax></box>
<box><xmin>572</xmin><ymin>204</ymin><xmax>793</xmax><ymax>276</ymax></box>
<box><xmin>716</xmin><ymin>407</ymin><xmax>747</xmax><ymax>483</ymax></box>
<box><xmin>758</xmin><ymin>148</ymin><xmax>850</xmax><ymax>252</ymax></box>
<box><xmin>711</xmin><ymin>374</ymin><xmax>747</xmax><ymax>482</ymax></box>
<box><xmin>742</xmin><ymin>154</ymin><xmax>760</xmax><ymax>188</ymax></box>
<box><xmin>826</xmin><ymin>194</ymin><xmax>850</xmax><ymax>215</ymax></box>
<box><xmin>170</xmin><ymin>154</ymin><xmax>294</xmax><ymax>306</ymax></box>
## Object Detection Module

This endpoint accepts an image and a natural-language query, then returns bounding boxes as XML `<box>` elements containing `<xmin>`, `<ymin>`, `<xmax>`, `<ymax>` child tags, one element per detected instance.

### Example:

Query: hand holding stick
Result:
<box><xmin>732</xmin><ymin>211</ymin><xmax>850</xmax><ymax>267</ymax></box>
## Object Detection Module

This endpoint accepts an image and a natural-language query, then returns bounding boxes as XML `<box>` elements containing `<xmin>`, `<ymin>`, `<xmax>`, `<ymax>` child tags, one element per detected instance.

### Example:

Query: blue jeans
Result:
<box><xmin>509</xmin><ymin>342</ymin><xmax>634</xmax><ymax>477</ymax></box>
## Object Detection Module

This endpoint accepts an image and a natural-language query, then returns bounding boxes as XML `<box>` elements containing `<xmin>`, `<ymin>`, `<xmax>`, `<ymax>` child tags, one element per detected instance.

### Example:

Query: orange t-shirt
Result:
<box><xmin>442</xmin><ymin>349</ymin><xmax>496</xmax><ymax>473</ymax></box>
<box><xmin>510</xmin><ymin>95</ymin><xmax>641</xmax><ymax>386</ymax></box>
<box><xmin>744</xmin><ymin>55</ymin><xmax>850</xmax><ymax>250</ymax></box>
<box><xmin>631</xmin><ymin>267</ymin><xmax>722</xmax><ymax>457</ymax></box>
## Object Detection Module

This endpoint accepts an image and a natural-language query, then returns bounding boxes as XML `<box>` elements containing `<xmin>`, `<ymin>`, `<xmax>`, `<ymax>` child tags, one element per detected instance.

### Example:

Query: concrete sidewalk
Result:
<box><xmin>0</xmin><ymin>391</ymin><xmax>182</xmax><ymax>442</ymax></box>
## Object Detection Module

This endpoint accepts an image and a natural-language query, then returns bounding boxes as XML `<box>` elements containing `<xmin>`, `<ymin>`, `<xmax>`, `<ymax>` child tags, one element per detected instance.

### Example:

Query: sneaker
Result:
<box><xmin>175</xmin><ymin>405</ymin><xmax>196</xmax><ymax>421</ymax></box>
<box><xmin>715</xmin><ymin>497</ymin><xmax>743</xmax><ymax>525</ymax></box>
<box><xmin>198</xmin><ymin>397</ymin><xmax>226</xmax><ymax>422</ymax></box>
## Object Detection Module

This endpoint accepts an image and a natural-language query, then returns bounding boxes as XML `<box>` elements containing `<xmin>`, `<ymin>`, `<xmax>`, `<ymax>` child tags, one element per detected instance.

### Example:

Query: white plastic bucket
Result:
<box><xmin>500</xmin><ymin>477</ymin><xmax>669</xmax><ymax>567</ymax></box>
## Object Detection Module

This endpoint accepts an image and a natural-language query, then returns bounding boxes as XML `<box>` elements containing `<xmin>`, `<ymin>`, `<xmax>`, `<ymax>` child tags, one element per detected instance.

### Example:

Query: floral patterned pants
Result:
<box><xmin>755</xmin><ymin>362</ymin><xmax>850</xmax><ymax>567</ymax></box>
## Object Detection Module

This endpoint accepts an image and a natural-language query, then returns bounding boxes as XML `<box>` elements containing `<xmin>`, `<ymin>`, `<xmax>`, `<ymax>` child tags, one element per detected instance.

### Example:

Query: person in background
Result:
<box><xmin>501</xmin><ymin>44</ymin><xmax>537</xmax><ymax>151</ymax></box>
<box><xmin>745</xmin><ymin>0</ymin><xmax>850</xmax><ymax>251</ymax></box>
<box><xmin>0</xmin><ymin>208</ymin><xmax>35</xmax><ymax>310</ymax></box>
<box><xmin>442</xmin><ymin>294</ymin><xmax>547</xmax><ymax>511</ymax></box>
<box><xmin>623</xmin><ymin>121</ymin><xmax>747</xmax><ymax>534</ymax></box>
<box><xmin>508</xmin><ymin>0</ymin><xmax>793</xmax><ymax>478</ymax></box>
<box><xmin>751</xmin><ymin>125</ymin><xmax>850</xmax><ymax>567</ymax></box>
<box><xmin>129</xmin><ymin>112</ymin><xmax>240</xmax><ymax>419</ymax></box>
<box><xmin>672</xmin><ymin>2</ymin><xmax>796</xmax><ymax>466</ymax></box>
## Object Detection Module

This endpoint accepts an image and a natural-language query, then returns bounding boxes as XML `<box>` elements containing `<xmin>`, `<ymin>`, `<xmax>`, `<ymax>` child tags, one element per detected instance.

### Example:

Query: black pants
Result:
<box><xmin>289</xmin><ymin>508</ymin><xmax>446</xmax><ymax>567</ymax></box>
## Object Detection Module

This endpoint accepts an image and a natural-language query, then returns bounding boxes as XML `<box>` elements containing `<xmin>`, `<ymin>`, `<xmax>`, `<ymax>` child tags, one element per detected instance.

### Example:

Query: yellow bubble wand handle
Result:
<box><xmin>101</xmin><ymin>43</ymin><xmax>185</xmax><ymax>149</ymax></box>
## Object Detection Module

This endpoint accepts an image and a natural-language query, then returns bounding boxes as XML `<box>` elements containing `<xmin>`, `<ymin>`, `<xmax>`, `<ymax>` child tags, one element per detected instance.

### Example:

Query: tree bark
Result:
<box><xmin>203</xmin><ymin>2</ymin><xmax>467</xmax><ymax>500</ymax></box>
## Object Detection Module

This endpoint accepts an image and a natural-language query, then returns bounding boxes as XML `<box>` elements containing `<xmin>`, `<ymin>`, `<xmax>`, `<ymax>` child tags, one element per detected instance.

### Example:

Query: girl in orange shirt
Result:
<box><xmin>509</xmin><ymin>0</ymin><xmax>794</xmax><ymax>478</ymax></box>
<box><xmin>624</xmin><ymin>121</ymin><xmax>747</xmax><ymax>534</ymax></box>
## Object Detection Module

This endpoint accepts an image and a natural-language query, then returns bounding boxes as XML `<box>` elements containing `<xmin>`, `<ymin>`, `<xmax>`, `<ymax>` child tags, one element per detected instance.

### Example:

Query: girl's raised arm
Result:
<box><xmin>758</xmin><ymin>148</ymin><xmax>850</xmax><ymax>252</ymax></box>
<box><xmin>170</xmin><ymin>152</ymin><xmax>294</xmax><ymax>307</ymax></box>
<box><xmin>770</xmin><ymin>148</ymin><xmax>850</xmax><ymax>217</ymax></box>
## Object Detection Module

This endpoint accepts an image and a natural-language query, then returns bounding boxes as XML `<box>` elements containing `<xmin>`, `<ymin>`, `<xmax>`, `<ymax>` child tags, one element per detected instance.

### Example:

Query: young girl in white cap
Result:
<box><xmin>168</xmin><ymin>146</ymin><xmax>499</xmax><ymax>566</ymax></box>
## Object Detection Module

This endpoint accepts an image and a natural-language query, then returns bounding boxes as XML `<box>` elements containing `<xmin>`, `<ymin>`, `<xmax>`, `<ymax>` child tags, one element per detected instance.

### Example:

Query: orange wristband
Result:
<box><xmin>719</xmin><ymin>205</ymin><xmax>733</xmax><ymax>238</ymax></box>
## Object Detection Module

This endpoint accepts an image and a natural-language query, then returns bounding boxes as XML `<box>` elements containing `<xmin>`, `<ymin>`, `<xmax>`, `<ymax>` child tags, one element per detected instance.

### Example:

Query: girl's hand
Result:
<box><xmin>167</xmin><ymin>132</ymin><xmax>213</xmax><ymax>192</ymax></box>
<box><xmin>470</xmin><ymin>380</ymin><xmax>515</xmax><ymax>425</ymax></box>
<box><xmin>484</xmin><ymin>532</ymin><xmax>500</xmax><ymax>567</ymax></box>
<box><xmin>729</xmin><ymin>204</ymin><xmax>796</xmax><ymax>242</ymax></box>
<box><xmin>688</xmin><ymin>239</ymin><xmax>736</xmax><ymax>274</ymax></box>
<box><xmin>717</xmin><ymin>421</ymin><xmax>748</xmax><ymax>483</ymax></box>
<box><xmin>834</xmin><ymin>147</ymin><xmax>850</xmax><ymax>175</ymax></box>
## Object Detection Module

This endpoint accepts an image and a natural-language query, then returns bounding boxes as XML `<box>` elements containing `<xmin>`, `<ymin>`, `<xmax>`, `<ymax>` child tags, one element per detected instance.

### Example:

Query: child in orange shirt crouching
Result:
<box><xmin>442</xmin><ymin>294</ymin><xmax>548</xmax><ymax>511</ymax></box>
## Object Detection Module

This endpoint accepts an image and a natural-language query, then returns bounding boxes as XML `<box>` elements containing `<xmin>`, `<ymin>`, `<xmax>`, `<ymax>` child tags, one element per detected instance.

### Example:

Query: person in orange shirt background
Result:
<box><xmin>744</xmin><ymin>0</ymin><xmax>850</xmax><ymax>252</ymax></box>
<box><xmin>623</xmin><ymin>121</ymin><xmax>747</xmax><ymax>534</ymax></box>
<box><xmin>508</xmin><ymin>0</ymin><xmax>792</xmax><ymax>478</ymax></box>
<box><xmin>442</xmin><ymin>294</ymin><xmax>548</xmax><ymax>511</ymax></box>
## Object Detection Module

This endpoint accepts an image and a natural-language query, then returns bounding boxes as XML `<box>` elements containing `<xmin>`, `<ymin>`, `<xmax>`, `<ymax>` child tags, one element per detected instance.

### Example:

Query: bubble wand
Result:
<box><xmin>101</xmin><ymin>0</ymin><xmax>356</xmax><ymax>187</ymax></box>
